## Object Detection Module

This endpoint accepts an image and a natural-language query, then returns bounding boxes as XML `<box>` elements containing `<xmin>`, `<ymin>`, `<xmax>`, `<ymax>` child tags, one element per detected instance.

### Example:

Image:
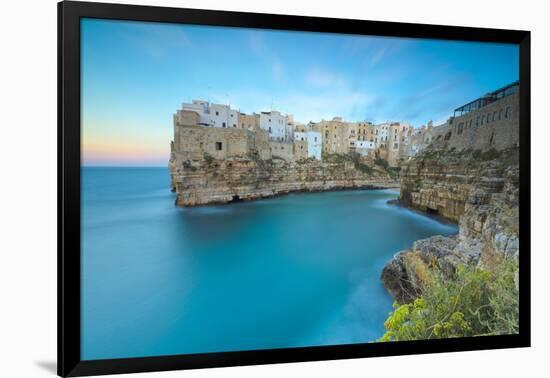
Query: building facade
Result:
<box><xmin>260</xmin><ymin>111</ymin><xmax>286</xmax><ymax>142</ymax></box>
<box><xmin>306</xmin><ymin>131</ymin><xmax>322</xmax><ymax>160</ymax></box>
<box><xmin>174</xmin><ymin>82</ymin><xmax>519</xmax><ymax>168</ymax></box>
<box><xmin>181</xmin><ymin>100</ymin><xmax>239</xmax><ymax>128</ymax></box>
<box><xmin>238</xmin><ymin>112</ymin><xmax>260</xmax><ymax>131</ymax></box>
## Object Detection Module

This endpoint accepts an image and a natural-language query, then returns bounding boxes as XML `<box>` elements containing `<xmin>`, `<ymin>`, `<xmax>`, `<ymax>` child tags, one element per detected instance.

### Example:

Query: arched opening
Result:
<box><xmin>230</xmin><ymin>195</ymin><xmax>242</xmax><ymax>203</ymax></box>
<box><xmin>426</xmin><ymin>207</ymin><xmax>439</xmax><ymax>215</ymax></box>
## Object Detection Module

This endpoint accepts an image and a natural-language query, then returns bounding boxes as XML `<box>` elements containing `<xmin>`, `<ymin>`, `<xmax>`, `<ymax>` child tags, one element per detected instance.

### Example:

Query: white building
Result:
<box><xmin>356</xmin><ymin>140</ymin><xmax>375</xmax><ymax>156</ymax></box>
<box><xmin>374</xmin><ymin>123</ymin><xmax>390</xmax><ymax>148</ymax></box>
<box><xmin>285</xmin><ymin>124</ymin><xmax>295</xmax><ymax>143</ymax></box>
<box><xmin>306</xmin><ymin>131</ymin><xmax>322</xmax><ymax>160</ymax></box>
<box><xmin>209</xmin><ymin>103</ymin><xmax>239</xmax><ymax>128</ymax></box>
<box><xmin>294</xmin><ymin>131</ymin><xmax>306</xmax><ymax>142</ymax></box>
<box><xmin>181</xmin><ymin>100</ymin><xmax>239</xmax><ymax>128</ymax></box>
<box><xmin>260</xmin><ymin>111</ymin><xmax>286</xmax><ymax>141</ymax></box>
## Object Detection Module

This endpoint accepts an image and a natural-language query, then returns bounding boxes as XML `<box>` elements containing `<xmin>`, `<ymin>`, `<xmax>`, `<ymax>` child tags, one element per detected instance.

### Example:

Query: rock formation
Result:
<box><xmin>169</xmin><ymin>154</ymin><xmax>397</xmax><ymax>207</ymax></box>
<box><xmin>381</xmin><ymin>146</ymin><xmax>520</xmax><ymax>304</ymax></box>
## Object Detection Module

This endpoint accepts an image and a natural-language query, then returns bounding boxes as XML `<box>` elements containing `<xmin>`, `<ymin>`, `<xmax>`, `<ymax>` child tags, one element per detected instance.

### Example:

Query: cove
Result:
<box><xmin>81</xmin><ymin>167</ymin><xmax>458</xmax><ymax>360</ymax></box>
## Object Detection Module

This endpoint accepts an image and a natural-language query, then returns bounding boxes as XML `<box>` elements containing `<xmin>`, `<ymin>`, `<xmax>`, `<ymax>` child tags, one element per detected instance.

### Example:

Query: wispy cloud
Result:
<box><xmin>125</xmin><ymin>23</ymin><xmax>192</xmax><ymax>58</ymax></box>
<box><xmin>246</xmin><ymin>31</ymin><xmax>287</xmax><ymax>84</ymax></box>
<box><xmin>223</xmin><ymin>84</ymin><xmax>373</xmax><ymax>124</ymax></box>
<box><xmin>305</xmin><ymin>67</ymin><xmax>347</xmax><ymax>88</ymax></box>
<box><xmin>342</xmin><ymin>36</ymin><xmax>406</xmax><ymax>68</ymax></box>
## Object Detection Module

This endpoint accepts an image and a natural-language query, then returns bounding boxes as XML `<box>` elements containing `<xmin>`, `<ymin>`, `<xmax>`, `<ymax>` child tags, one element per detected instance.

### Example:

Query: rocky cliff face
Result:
<box><xmin>169</xmin><ymin>154</ymin><xmax>398</xmax><ymax>207</ymax></box>
<box><xmin>382</xmin><ymin>147</ymin><xmax>519</xmax><ymax>303</ymax></box>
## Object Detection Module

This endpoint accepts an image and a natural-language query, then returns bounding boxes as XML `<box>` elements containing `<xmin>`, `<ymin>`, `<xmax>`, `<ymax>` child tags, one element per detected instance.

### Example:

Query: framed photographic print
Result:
<box><xmin>58</xmin><ymin>0</ymin><xmax>530</xmax><ymax>376</ymax></box>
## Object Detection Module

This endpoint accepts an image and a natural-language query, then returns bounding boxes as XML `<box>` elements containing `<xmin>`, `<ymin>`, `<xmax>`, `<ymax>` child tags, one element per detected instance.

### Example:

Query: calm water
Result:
<box><xmin>81</xmin><ymin>167</ymin><xmax>457</xmax><ymax>360</ymax></box>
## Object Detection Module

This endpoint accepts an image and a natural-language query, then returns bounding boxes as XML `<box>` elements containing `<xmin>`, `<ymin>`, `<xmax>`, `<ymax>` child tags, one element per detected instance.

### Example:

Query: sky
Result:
<box><xmin>81</xmin><ymin>18</ymin><xmax>519</xmax><ymax>166</ymax></box>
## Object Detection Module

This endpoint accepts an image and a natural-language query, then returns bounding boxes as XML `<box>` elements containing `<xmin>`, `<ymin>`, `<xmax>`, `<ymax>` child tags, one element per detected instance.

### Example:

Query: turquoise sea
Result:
<box><xmin>81</xmin><ymin>167</ymin><xmax>458</xmax><ymax>360</ymax></box>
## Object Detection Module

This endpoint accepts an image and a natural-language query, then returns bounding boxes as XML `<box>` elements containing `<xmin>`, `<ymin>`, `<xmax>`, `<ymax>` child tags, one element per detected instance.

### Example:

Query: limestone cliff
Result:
<box><xmin>169</xmin><ymin>154</ymin><xmax>398</xmax><ymax>207</ymax></box>
<box><xmin>381</xmin><ymin>147</ymin><xmax>520</xmax><ymax>303</ymax></box>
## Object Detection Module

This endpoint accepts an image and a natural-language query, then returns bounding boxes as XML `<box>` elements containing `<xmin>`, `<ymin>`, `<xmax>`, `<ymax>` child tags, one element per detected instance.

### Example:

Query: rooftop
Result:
<box><xmin>453</xmin><ymin>81</ymin><xmax>519</xmax><ymax>117</ymax></box>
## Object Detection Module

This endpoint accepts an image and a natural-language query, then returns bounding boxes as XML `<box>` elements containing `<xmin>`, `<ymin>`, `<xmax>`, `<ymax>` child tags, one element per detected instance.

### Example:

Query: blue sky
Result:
<box><xmin>81</xmin><ymin>18</ymin><xmax>518</xmax><ymax>166</ymax></box>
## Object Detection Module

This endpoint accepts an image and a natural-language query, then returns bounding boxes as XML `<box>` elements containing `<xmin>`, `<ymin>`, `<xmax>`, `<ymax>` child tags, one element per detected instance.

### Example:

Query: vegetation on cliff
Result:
<box><xmin>380</xmin><ymin>257</ymin><xmax>518</xmax><ymax>341</ymax></box>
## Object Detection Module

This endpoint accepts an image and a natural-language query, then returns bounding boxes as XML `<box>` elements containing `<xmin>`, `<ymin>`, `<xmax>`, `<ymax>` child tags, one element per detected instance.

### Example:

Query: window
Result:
<box><xmin>505</xmin><ymin>106</ymin><xmax>511</xmax><ymax>118</ymax></box>
<box><xmin>215</xmin><ymin>111</ymin><xmax>219</xmax><ymax>116</ymax></box>
<box><xmin>394</xmin><ymin>143</ymin><xmax>398</xmax><ymax>149</ymax></box>
<box><xmin>269</xmin><ymin>126</ymin><xmax>272</xmax><ymax>133</ymax></box>
<box><xmin>230</xmin><ymin>114</ymin><xmax>233</xmax><ymax>117</ymax></box>
<box><xmin>314</xmin><ymin>137</ymin><xmax>318</xmax><ymax>142</ymax></box>
<box><xmin>493</xmin><ymin>111</ymin><xmax>497</xmax><ymax>121</ymax></box>
<box><xmin>269</xmin><ymin>118</ymin><xmax>271</xmax><ymax>122</ymax></box>
<box><xmin>222</xmin><ymin>122</ymin><xmax>226</xmax><ymax>127</ymax></box>
<box><xmin>499</xmin><ymin>109</ymin><xmax>503</xmax><ymax>120</ymax></box>
<box><xmin>215</xmin><ymin>142</ymin><xmax>222</xmax><ymax>151</ymax></box>
<box><xmin>233</xmin><ymin>124</ymin><xmax>236</xmax><ymax>128</ymax></box>
<box><xmin>476</xmin><ymin>116</ymin><xmax>480</xmax><ymax>126</ymax></box>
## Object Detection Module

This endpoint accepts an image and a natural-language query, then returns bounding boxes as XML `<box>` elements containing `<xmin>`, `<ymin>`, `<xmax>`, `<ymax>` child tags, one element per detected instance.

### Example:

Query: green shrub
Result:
<box><xmin>374</xmin><ymin>156</ymin><xmax>389</xmax><ymax>170</ymax></box>
<box><xmin>386</xmin><ymin>167</ymin><xmax>401</xmax><ymax>180</ymax></box>
<box><xmin>471</xmin><ymin>148</ymin><xmax>500</xmax><ymax>161</ymax></box>
<box><xmin>380</xmin><ymin>258</ymin><xmax>518</xmax><ymax>342</ymax></box>
<box><xmin>203</xmin><ymin>152</ymin><xmax>214</xmax><ymax>164</ymax></box>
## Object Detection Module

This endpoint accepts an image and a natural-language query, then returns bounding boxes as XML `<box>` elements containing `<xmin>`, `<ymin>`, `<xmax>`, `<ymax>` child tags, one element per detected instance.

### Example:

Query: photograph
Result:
<box><xmin>80</xmin><ymin>17</ymin><xmax>520</xmax><ymax>361</ymax></box>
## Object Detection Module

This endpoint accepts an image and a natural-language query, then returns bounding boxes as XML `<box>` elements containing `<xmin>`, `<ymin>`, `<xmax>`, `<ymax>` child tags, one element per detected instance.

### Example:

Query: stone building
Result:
<box><xmin>238</xmin><ymin>112</ymin><xmax>260</xmax><ymax>131</ymax></box>
<box><xmin>293</xmin><ymin>131</ymin><xmax>308</xmax><ymax>160</ymax></box>
<box><xmin>306</xmin><ymin>130</ymin><xmax>322</xmax><ymax>160</ymax></box>
<box><xmin>181</xmin><ymin>100</ymin><xmax>239</xmax><ymax>128</ymax></box>
<box><xmin>312</xmin><ymin>117</ymin><xmax>354</xmax><ymax>155</ymax></box>
<box><xmin>173</xmin><ymin>109</ymin><xmax>272</xmax><ymax>161</ymax></box>
<box><xmin>387</xmin><ymin>122</ymin><xmax>414</xmax><ymax>166</ymax></box>
<box><xmin>269</xmin><ymin>141</ymin><xmax>295</xmax><ymax>161</ymax></box>
<box><xmin>356</xmin><ymin>122</ymin><xmax>375</xmax><ymax>142</ymax></box>
<box><xmin>260</xmin><ymin>110</ymin><xmax>286</xmax><ymax>142</ymax></box>
<box><xmin>407</xmin><ymin>121</ymin><xmax>436</xmax><ymax>156</ymax></box>
<box><xmin>421</xmin><ymin>81</ymin><xmax>520</xmax><ymax>153</ymax></box>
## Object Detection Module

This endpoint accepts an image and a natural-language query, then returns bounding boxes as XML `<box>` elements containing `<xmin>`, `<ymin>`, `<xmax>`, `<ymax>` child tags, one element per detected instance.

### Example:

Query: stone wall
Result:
<box><xmin>176</xmin><ymin>125</ymin><xmax>254</xmax><ymax>161</ymax></box>
<box><xmin>293</xmin><ymin>138</ymin><xmax>308</xmax><ymax>161</ymax></box>
<box><xmin>174</xmin><ymin>110</ymin><xmax>272</xmax><ymax>161</ymax></box>
<box><xmin>429</xmin><ymin>93</ymin><xmax>519</xmax><ymax>152</ymax></box>
<box><xmin>269</xmin><ymin>141</ymin><xmax>295</xmax><ymax>162</ymax></box>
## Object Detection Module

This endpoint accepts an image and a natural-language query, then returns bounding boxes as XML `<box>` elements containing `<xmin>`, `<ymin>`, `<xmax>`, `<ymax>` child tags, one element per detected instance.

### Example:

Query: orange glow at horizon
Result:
<box><xmin>82</xmin><ymin>137</ymin><xmax>169</xmax><ymax>166</ymax></box>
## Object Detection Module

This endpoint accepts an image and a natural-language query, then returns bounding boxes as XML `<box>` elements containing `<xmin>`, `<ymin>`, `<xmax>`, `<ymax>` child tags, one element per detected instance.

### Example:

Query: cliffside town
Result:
<box><xmin>169</xmin><ymin>82</ymin><xmax>519</xmax><ymax>210</ymax></box>
<box><xmin>169</xmin><ymin>95</ymin><xmax>446</xmax><ymax>206</ymax></box>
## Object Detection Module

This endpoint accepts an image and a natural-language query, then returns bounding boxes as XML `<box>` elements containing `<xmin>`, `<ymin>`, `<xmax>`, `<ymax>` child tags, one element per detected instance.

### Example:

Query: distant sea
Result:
<box><xmin>81</xmin><ymin>167</ymin><xmax>458</xmax><ymax>360</ymax></box>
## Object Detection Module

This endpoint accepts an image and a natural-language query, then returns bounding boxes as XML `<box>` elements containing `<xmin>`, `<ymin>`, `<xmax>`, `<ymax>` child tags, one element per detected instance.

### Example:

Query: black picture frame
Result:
<box><xmin>58</xmin><ymin>1</ymin><xmax>531</xmax><ymax>376</ymax></box>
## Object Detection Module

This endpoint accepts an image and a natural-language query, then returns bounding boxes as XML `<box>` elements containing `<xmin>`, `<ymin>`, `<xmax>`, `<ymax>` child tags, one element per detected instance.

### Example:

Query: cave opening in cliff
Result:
<box><xmin>230</xmin><ymin>195</ymin><xmax>242</xmax><ymax>203</ymax></box>
<box><xmin>426</xmin><ymin>207</ymin><xmax>439</xmax><ymax>215</ymax></box>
